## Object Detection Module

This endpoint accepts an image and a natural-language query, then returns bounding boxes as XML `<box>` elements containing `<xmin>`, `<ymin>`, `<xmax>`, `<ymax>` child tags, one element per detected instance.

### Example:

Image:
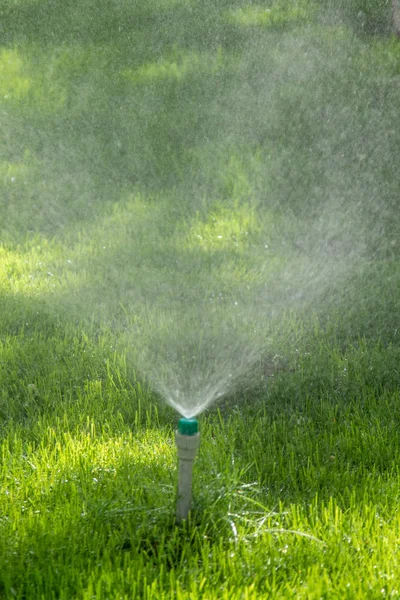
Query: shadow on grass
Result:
<box><xmin>0</xmin><ymin>0</ymin><xmax>248</xmax><ymax>50</ymax></box>
<box><xmin>316</xmin><ymin>0</ymin><xmax>395</xmax><ymax>37</ymax></box>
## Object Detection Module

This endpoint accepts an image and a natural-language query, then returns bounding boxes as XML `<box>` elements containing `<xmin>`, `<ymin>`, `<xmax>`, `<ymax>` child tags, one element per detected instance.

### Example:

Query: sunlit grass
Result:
<box><xmin>227</xmin><ymin>4</ymin><xmax>310</xmax><ymax>28</ymax></box>
<box><xmin>0</xmin><ymin>48</ymin><xmax>30</xmax><ymax>101</ymax></box>
<box><xmin>121</xmin><ymin>48</ymin><xmax>226</xmax><ymax>85</ymax></box>
<box><xmin>0</xmin><ymin>47</ymin><xmax>67</xmax><ymax>110</ymax></box>
<box><xmin>183</xmin><ymin>204</ymin><xmax>259</xmax><ymax>251</ymax></box>
<box><xmin>0</xmin><ymin>158</ymin><xmax>30</xmax><ymax>182</ymax></box>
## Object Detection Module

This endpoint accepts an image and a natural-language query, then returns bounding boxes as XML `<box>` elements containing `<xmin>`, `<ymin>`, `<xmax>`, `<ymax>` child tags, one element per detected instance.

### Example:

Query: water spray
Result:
<box><xmin>175</xmin><ymin>417</ymin><xmax>200</xmax><ymax>522</ymax></box>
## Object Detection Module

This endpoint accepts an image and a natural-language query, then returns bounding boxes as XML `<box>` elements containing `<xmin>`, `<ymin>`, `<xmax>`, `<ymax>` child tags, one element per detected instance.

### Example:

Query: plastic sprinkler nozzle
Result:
<box><xmin>175</xmin><ymin>418</ymin><xmax>200</xmax><ymax>523</ymax></box>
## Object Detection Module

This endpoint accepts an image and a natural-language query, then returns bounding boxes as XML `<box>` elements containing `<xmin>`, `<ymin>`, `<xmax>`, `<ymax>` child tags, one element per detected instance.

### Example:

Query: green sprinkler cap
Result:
<box><xmin>178</xmin><ymin>418</ymin><xmax>199</xmax><ymax>436</ymax></box>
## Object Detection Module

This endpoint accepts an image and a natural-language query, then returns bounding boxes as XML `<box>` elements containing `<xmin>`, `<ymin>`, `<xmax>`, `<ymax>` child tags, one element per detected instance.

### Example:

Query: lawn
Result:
<box><xmin>1</xmin><ymin>0</ymin><xmax>400</xmax><ymax>598</ymax></box>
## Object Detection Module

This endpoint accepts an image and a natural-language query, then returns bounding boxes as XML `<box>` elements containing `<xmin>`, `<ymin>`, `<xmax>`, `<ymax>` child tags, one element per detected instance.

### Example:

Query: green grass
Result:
<box><xmin>1</xmin><ymin>0</ymin><xmax>400</xmax><ymax>597</ymax></box>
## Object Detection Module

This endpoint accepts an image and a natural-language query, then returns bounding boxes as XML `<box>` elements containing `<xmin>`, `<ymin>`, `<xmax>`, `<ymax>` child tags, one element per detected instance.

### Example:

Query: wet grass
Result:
<box><xmin>1</xmin><ymin>0</ymin><xmax>400</xmax><ymax>597</ymax></box>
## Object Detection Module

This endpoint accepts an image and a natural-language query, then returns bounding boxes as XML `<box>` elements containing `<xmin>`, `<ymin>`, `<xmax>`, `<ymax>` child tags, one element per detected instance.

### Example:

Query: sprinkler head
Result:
<box><xmin>178</xmin><ymin>417</ymin><xmax>199</xmax><ymax>436</ymax></box>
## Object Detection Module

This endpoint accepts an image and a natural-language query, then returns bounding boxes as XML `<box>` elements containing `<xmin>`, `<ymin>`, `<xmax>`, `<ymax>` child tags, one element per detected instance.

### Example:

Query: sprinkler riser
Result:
<box><xmin>175</xmin><ymin>430</ymin><xmax>200</xmax><ymax>523</ymax></box>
